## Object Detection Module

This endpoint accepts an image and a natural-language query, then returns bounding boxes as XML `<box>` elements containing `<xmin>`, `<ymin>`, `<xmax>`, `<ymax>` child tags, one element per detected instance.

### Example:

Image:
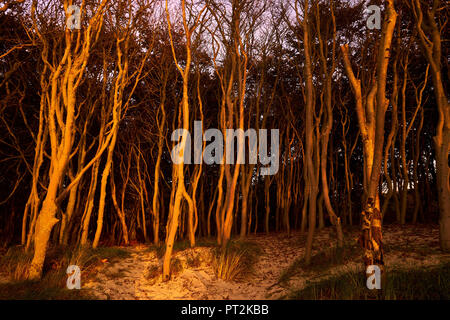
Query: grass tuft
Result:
<box><xmin>145</xmin><ymin>265</ymin><xmax>161</xmax><ymax>282</ymax></box>
<box><xmin>170</xmin><ymin>258</ymin><xmax>183</xmax><ymax>276</ymax></box>
<box><xmin>212</xmin><ymin>240</ymin><xmax>261</xmax><ymax>281</ymax></box>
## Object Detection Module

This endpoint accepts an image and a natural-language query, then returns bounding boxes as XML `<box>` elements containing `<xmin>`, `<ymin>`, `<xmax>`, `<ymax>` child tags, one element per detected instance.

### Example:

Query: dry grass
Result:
<box><xmin>212</xmin><ymin>240</ymin><xmax>261</xmax><ymax>281</ymax></box>
<box><xmin>213</xmin><ymin>248</ymin><xmax>246</xmax><ymax>281</ymax></box>
<box><xmin>288</xmin><ymin>262</ymin><xmax>450</xmax><ymax>300</ymax></box>
<box><xmin>145</xmin><ymin>265</ymin><xmax>161</xmax><ymax>282</ymax></box>
<box><xmin>0</xmin><ymin>245</ymin><xmax>130</xmax><ymax>299</ymax></box>
<box><xmin>171</xmin><ymin>257</ymin><xmax>184</xmax><ymax>276</ymax></box>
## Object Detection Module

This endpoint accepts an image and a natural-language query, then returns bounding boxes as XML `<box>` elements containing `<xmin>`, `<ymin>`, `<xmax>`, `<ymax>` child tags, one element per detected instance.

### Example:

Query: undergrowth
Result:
<box><xmin>0</xmin><ymin>245</ymin><xmax>130</xmax><ymax>300</ymax></box>
<box><xmin>288</xmin><ymin>262</ymin><xmax>450</xmax><ymax>300</ymax></box>
<box><xmin>279</xmin><ymin>240</ymin><xmax>360</xmax><ymax>284</ymax></box>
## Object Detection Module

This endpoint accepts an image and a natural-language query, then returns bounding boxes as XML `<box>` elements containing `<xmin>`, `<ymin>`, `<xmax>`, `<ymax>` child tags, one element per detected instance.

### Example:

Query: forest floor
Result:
<box><xmin>82</xmin><ymin>224</ymin><xmax>450</xmax><ymax>300</ymax></box>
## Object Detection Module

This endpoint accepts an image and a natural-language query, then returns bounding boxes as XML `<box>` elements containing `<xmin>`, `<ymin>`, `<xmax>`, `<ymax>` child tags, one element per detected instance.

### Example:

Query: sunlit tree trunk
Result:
<box><xmin>163</xmin><ymin>0</ymin><xmax>205</xmax><ymax>279</ymax></box>
<box><xmin>341</xmin><ymin>0</ymin><xmax>397</xmax><ymax>281</ymax></box>
<box><xmin>27</xmin><ymin>0</ymin><xmax>108</xmax><ymax>279</ymax></box>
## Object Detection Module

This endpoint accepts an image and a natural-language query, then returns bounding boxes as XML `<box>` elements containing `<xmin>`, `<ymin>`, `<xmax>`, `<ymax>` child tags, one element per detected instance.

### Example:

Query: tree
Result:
<box><xmin>27</xmin><ymin>0</ymin><xmax>109</xmax><ymax>279</ymax></box>
<box><xmin>341</xmin><ymin>0</ymin><xmax>397</xmax><ymax>276</ymax></box>
<box><xmin>410</xmin><ymin>0</ymin><xmax>450</xmax><ymax>251</ymax></box>
<box><xmin>163</xmin><ymin>0</ymin><xmax>206</xmax><ymax>280</ymax></box>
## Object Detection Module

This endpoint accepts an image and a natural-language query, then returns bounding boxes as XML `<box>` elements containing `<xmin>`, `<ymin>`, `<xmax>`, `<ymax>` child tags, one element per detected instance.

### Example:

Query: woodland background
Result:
<box><xmin>0</xmin><ymin>0</ymin><xmax>448</xmax><ymax>283</ymax></box>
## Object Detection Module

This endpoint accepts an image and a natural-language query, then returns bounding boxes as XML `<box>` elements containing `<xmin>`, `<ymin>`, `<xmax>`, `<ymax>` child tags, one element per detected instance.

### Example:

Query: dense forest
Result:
<box><xmin>0</xmin><ymin>0</ymin><xmax>448</xmax><ymax>300</ymax></box>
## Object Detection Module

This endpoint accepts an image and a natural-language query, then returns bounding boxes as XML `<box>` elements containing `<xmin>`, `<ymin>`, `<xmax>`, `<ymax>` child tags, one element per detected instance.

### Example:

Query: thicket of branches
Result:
<box><xmin>0</xmin><ymin>0</ymin><xmax>448</xmax><ymax>280</ymax></box>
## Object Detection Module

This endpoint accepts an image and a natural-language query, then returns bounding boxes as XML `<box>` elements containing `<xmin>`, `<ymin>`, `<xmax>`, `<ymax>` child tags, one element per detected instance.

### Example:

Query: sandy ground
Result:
<box><xmin>82</xmin><ymin>224</ymin><xmax>450</xmax><ymax>300</ymax></box>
